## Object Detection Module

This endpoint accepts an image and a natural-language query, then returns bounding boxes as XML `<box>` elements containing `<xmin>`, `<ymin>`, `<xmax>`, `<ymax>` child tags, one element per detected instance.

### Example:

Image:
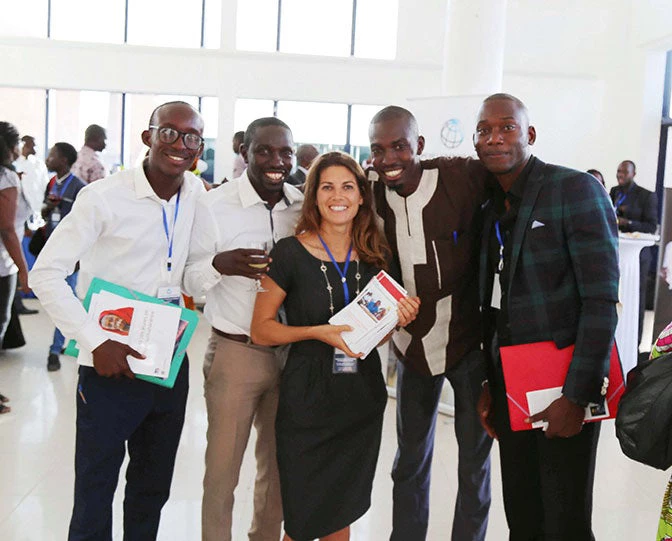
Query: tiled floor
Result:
<box><xmin>0</xmin><ymin>300</ymin><xmax>666</xmax><ymax>540</ymax></box>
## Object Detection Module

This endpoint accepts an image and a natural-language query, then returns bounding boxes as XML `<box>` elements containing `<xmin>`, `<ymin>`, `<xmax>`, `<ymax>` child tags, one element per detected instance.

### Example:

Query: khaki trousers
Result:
<box><xmin>201</xmin><ymin>331</ymin><xmax>283</xmax><ymax>541</ymax></box>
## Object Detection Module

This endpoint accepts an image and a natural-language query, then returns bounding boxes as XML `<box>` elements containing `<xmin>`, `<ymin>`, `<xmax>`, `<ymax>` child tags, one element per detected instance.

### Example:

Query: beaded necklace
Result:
<box><xmin>317</xmin><ymin>234</ymin><xmax>361</xmax><ymax>315</ymax></box>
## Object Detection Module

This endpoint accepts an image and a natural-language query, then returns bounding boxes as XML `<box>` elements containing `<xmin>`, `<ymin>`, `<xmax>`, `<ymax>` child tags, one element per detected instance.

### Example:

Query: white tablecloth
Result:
<box><xmin>614</xmin><ymin>235</ymin><xmax>657</xmax><ymax>377</ymax></box>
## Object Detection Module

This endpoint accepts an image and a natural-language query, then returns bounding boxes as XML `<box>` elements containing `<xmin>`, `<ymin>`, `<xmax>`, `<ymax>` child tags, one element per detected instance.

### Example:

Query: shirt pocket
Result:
<box><xmin>430</xmin><ymin>230</ymin><xmax>476</xmax><ymax>293</ymax></box>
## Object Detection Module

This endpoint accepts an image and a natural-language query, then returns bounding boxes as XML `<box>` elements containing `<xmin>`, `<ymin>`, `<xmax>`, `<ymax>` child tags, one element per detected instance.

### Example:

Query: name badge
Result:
<box><xmin>333</xmin><ymin>349</ymin><xmax>358</xmax><ymax>374</ymax></box>
<box><xmin>157</xmin><ymin>285</ymin><xmax>181</xmax><ymax>306</ymax></box>
<box><xmin>51</xmin><ymin>210</ymin><xmax>61</xmax><ymax>224</ymax></box>
<box><xmin>491</xmin><ymin>275</ymin><xmax>502</xmax><ymax>310</ymax></box>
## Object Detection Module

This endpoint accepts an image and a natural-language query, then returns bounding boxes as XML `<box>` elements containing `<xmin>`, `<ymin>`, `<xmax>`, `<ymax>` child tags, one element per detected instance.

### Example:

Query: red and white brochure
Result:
<box><xmin>329</xmin><ymin>271</ymin><xmax>407</xmax><ymax>357</ymax></box>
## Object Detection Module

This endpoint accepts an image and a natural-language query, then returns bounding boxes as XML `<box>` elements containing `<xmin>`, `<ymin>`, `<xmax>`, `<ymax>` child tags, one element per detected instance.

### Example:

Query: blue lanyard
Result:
<box><xmin>494</xmin><ymin>221</ymin><xmax>504</xmax><ymax>272</ymax></box>
<box><xmin>161</xmin><ymin>188</ymin><xmax>181</xmax><ymax>273</ymax></box>
<box><xmin>50</xmin><ymin>173</ymin><xmax>74</xmax><ymax>199</ymax></box>
<box><xmin>318</xmin><ymin>235</ymin><xmax>354</xmax><ymax>304</ymax></box>
<box><xmin>615</xmin><ymin>191</ymin><xmax>628</xmax><ymax>208</ymax></box>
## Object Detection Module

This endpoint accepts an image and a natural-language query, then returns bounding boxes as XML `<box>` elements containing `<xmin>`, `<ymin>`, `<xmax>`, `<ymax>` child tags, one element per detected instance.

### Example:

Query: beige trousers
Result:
<box><xmin>201</xmin><ymin>331</ymin><xmax>283</xmax><ymax>541</ymax></box>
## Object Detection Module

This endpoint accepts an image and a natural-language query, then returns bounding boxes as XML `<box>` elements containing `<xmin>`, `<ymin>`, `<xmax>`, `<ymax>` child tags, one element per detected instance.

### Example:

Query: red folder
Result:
<box><xmin>499</xmin><ymin>341</ymin><xmax>624</xmax><ymax>431</ymax></box>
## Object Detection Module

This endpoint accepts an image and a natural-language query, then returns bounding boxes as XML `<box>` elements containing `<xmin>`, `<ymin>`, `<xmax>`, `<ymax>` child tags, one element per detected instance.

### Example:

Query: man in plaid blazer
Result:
<box><xmin>475</xmin><ymin>93</ymin><xmax>619</xmax><ymax>541</ymax></box>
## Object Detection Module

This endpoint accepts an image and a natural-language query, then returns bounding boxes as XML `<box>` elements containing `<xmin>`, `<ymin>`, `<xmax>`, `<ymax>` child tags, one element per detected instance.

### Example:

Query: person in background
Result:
<box><xmin>287</xmin><ymin>144</ymin><xmax>319</xmax><ymax>187</ymax></box>
<box><xmin>71</xmin><ymin>124</ymin><xmax>108</xmax><ymax>183</ymax></box>
<box><xmin>476</xmin><ymin>93</ymin><xmax>618</xmax><ymax>541</ymax></box>
<box><xmin>609</xmin><ymin>159</ymin><xmax>659</xmax><ymax>344</ymax></box>
<box><xmin>42</xmin><ymin>142</ymin><xmax>86</xmax><ymax>371</ymax></box>
<box><xmin>587</xmin><ymin>168</ymin><xmax>605</xmax><ymax>188</ymax></box>
<box><xmin>30</xmin><ymin>101</ymin><xmax>205</xmax><ymax>540</ymax></box>
<box><xmin>232</xmin><ymin>130</ymin><xmax>246</xmax><ymax>179</ymax></box>
<box><xmin>251</xmin><ymin>151</ymin><xmax>420</xmax><ymax>541</ymax></box>
<box><xmin>13</xmin><ymin>134</ymin><xmax>49</xmax><ymax>315</ymax></box>
<box><xmin>0</xmin><ymin>121</ymin><xmax>31</xmax><ymax>414</ymax></box>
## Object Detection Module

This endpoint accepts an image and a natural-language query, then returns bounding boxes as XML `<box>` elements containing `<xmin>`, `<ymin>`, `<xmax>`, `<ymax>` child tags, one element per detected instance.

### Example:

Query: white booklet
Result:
<box><xmin>77</xmin><ymin>290</ymin><xmax>182</xmax><ymax>378</ymax></box>
<box><xmin>328</xmin><ymin>270</ymin><xmax>407</xmax><ymax>357</ymax></box>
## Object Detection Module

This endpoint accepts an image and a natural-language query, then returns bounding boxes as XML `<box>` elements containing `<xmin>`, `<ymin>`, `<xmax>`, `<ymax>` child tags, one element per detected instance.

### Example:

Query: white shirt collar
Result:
<box><xmin>238</xmin><ymin>170</ymin><xmax>304</xmax><ymax>210</ymax></box>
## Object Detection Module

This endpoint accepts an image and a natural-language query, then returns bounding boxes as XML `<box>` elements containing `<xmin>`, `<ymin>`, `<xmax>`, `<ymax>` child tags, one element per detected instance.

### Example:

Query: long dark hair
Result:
<box><xmin>0</xmin><ymin>122</ymin><xmax>20</xmax><ymax>168</ymax></box>
<box><xmin>296</xmin><ymin>151</ymin><xmax>389</xmax><ymax>270</ymax></box>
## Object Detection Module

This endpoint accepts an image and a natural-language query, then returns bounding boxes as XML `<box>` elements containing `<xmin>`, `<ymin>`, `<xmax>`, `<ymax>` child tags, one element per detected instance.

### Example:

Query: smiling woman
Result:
<box><xmin>250</xmin><ymin>151</ymin><xmax>420</xmax><ymax>541</ymax></box>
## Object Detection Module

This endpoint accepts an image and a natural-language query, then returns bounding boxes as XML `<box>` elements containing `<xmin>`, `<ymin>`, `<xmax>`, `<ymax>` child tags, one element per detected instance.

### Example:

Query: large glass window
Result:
<box><xmin>350</xmin><ymin>104</ymin><xmax>384</xmax><ymax>163</ymax></box>
<box><xmin>234</xmin><ymin>99</ymin><xmax>275</xmax><ymax>132</ymax></box>
<box><xmin>203</xmin><ymin>0</ymin><xmax>223</xmax><ymax>49</ymax></box>
<box><xmin>0</xmin><ymin>87</ymin><xmax>48</xmax><ymax>158</ymax></box>
<box><xmin>126</xmin><ymin>0</ymin><xmax>203</xmax><ymax>48</ymax></box>
<box><xmin>199</xmin><ymin>97</ymin><xmax>219</xmax><ymax>182</ymax></box>
<box><xmin>47</xmin><ymin>90</ymin><xmax>123</xmax><ymax>172</ymax></box>
<box><xmin>0</xmin><ymin>1</ymin><xmax>48</xmax><ymax>38</ymax></box>
<box><xmin>279</xmin><ymin>0</ymin><xmax>352</xmax><ymax>57</ymax></box>
<box><xmin>236</xmin><ymin>0</ymin><xmax>398</xmax><ymax>60</ymax></box>
<box><xmin>235</xmin><ymin>0</ymin><xmax>278</xmax><ymax>53</ymax></box>
<box><xmin>50</xmin><ymin>0</ymin><xmax>125</xmax><ymax>44</ymax></box>
<box><xmin>354</xmin><ymin>0</ymin><xmax>398</xmax><ymax>60</ymax></box>
<box><xmin>276</xmin><ymin>101</ymin><xmax>348</xmax><ymax>153</ymax></box>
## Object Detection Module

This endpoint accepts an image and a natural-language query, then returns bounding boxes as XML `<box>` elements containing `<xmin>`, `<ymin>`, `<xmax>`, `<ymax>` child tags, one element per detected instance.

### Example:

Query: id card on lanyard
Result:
<box><xmin>157</xmin><ymin>188</ymin><xmax>181</xmax><ymax>305</ymax></box>
<box><xmin>50</xmin><ymin>173</ymin><xmax>74</xmax><ymax>225</ymax></box>
<box><xmin>318</xmin><ymin>235</ymin><xmax>360</xmax><ymax>374</ymax></box>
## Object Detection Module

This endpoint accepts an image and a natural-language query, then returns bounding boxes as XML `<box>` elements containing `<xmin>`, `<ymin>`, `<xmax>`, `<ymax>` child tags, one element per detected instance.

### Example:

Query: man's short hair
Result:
<box><xmin>148</xmin><ymin>101</ymin><xmax>200</xmax><ymax>127</ymax></box>
<box><xmin>244</xmin><ymin>117</ymin><xmax>291</xmax><ymax>148</ymax></box>
<box><xmin>296</xmin><ymin>144</ymin><xmax>319</xmax><ymax>168</ymax></box>
<box><xmin>482</xmin><ymin>93</ymin><xmax>531</xmax><ymax>124</ymax></box>
<box><xmin>233</xmin><ymin>131</ymin><xmax>245</xmax><ymax>143</ymax></box>
<box><xmin>621</xmin><ymin>159</ymin><xmax>636</xmax><ymax>172</ymax></box>
<box><xmin>369</xmin><ymin>106</ymin><xmax>419</xmax><ymax>140</ymax></box>
<box><xmin>84</xmin><ymin>124</ymin><xmax>106</xmax><ymax>142</ymax></box>
<box><xmin>21</xmin><ymin>135</ymin><xmax>35</xmax><ymax>144</ymax></box>
<box><xmin>53</xmin><ymin>142</ymin><xmax>79</xmax><ymax>167</ymax></box>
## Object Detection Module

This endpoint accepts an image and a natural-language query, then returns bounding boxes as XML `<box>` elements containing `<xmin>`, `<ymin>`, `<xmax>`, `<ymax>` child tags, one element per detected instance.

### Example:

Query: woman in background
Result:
<box><xmin>251</xmin><ymin>152</ymin><xmax>419</xmax><ymax>540</ymax></box>
<box><xmin>0</xmin><ymin>121</ymin><xmax>31</xmax><ymax>413</ymax></box>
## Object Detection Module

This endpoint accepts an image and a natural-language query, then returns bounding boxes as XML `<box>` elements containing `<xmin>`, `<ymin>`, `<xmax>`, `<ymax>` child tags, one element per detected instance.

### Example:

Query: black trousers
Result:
<box><xmin>0</xmin><ymin>273</ymin><xmax>17</xmax><ymax>342</ymax></box>
<box><xmin>68</xmin><ymin>356</ymin><xmax>189</xmax><ymax>541</ymax></box>
<box><xmin>639</xmin><ymin>247</ymin><xmax>653</xmax><ymax>345</ymax></box>
<box><xmin>492</xmin><ymin>361</ymin><xmax>600</xmax><ymax>541</ymax></box>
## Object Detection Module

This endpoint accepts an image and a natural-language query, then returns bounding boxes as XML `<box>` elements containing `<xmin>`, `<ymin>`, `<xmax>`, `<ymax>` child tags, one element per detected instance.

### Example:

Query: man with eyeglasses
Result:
<box><xmin>184</xmin><ymin>117</ymin><xmax>303</xmax><ymax>541</ymax></box>
<box><xmin>30</xmin><ymin>101</ymin><xmax>206</xmax><ymax>541</ymax></box>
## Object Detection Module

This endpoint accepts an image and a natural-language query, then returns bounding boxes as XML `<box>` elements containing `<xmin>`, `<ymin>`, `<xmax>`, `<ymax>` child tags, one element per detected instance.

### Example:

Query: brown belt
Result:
<box><xmin>212</xmin><ymin>327</ymin><xmax>252</xmax><ymax>345</ymax></box>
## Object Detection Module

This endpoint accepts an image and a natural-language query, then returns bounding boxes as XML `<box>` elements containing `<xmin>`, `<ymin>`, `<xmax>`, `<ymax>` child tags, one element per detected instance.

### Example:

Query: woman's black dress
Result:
<box><xmin>268</xmin><ymin>237</ymin><xmax>387</xmax><ymax>541</ymax></box>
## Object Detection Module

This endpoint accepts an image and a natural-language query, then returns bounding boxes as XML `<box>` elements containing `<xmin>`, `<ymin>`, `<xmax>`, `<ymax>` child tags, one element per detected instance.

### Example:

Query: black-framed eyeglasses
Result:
<box><xmin>148</xmin><ymin>125</ymin><xmax>204</xmax><ymax>150</ymax></box>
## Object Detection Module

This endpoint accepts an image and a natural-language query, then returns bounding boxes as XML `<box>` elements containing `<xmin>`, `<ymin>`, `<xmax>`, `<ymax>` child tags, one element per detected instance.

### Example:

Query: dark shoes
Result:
<box><xmin>17</xmin><ymin>306</ymin><xmax>39</xmax><ymax>315</ymax></box>
<box><xmin>47</xmin><ymin>353</ymin><xmax>61</xmax><ymax>372</ymax></box>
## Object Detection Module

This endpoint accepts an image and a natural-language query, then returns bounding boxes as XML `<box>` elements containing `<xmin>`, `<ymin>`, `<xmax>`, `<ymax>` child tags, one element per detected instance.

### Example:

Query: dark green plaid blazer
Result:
<box><xmin>479</xmin><ymin>158</ymin><xmax>619</xmax><ymax>405</ymax></box>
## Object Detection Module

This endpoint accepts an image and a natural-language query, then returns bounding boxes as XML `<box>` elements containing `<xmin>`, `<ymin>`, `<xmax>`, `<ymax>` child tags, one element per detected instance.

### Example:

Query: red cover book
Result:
<box><xmin>499</xmin><ymin>341</ymin><xmax>624</xmax><ymax>431</ymax></box>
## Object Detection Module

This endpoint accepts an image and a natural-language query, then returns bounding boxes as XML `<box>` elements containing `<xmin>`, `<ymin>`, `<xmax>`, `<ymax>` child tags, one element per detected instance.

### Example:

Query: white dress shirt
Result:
<box><xmin>30</xmin><ymin>166</ymin><xmax>205</xmax><ymax>356</ymax></box>
<box><xmin>184</xmin><ymin>171</ymin><xmax>304</xmax><ymax>336</ymax></box>
<box><xmin>14</xmin><ymin>154</ymin><xmax>49</xmax><ymax>213</ymax></box>
<box><xmin>0</xmin><ymin>167</ymin><xmax>20</xmax><ymax>277</ymax></box>
<box><xmin>232</xmin><ymin>153</ymin><xmax>246</xmax><ymax>180</ymax></box>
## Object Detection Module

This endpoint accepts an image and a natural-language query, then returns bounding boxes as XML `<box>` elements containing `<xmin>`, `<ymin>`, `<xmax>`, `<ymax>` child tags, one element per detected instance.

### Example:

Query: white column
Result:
<box><xmin>442</xmin><ymin>0</ymin><xmax>507</xmax><ymax>96</ymax></box>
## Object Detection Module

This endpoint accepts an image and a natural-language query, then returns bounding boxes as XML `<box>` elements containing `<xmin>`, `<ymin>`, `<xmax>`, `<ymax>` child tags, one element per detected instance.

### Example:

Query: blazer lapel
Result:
<box><xmin>507</xmin><ymin>159</ymin><xmax>546</xmax><ymax>293</ymax></box>
<box><xmin>479</xmin><ymin>198</ymin><xmax>495</xmax><ymax>307</ymax></box>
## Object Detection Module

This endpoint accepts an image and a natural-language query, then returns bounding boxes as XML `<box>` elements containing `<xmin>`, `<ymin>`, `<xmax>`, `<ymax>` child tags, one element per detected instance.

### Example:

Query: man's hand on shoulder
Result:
<box><xmin>92</xmin><ymin>340</ymin><xmax>143</xmax><ymax>379</ymax></box>
<box><xmin>526</xmin><ymin>394</ymin><xmax>584</xmax><ymax>439</ymax></box>
<box><xmin>212</xmin><ymin>249</ymin><xmax>270</xmax><ymax>279</ymax></box>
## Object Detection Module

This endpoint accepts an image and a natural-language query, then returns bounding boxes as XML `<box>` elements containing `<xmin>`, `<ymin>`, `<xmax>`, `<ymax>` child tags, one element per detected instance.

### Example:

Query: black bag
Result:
<box><xmin>615</xmin><ymin>351</ymin><xmax>672</xmax><ymax>470</ymax></box>
<box><xmin>28</xmin><ymin>227</ymin><xmax>47</xmax><ymax>257</ymax></box>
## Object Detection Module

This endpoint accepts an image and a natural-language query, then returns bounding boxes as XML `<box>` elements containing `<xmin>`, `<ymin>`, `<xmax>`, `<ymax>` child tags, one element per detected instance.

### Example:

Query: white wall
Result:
<box><xmin>0</xmin><ymin>0</ymin><xmax>670</xmax><ymax>187</ymax></box>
